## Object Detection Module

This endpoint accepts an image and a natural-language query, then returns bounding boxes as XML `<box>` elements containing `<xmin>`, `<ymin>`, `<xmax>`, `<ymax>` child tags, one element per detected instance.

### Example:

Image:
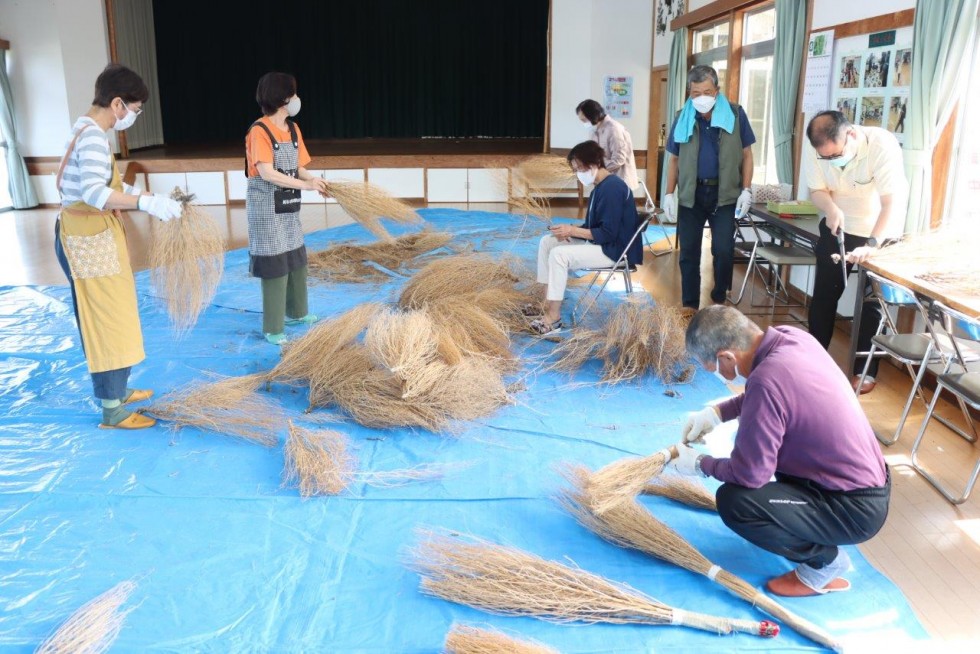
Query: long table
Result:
<box><xmin>747</xmin><ymin>202</ymin><xmax>820</xmax><ymax>249</ymax></box>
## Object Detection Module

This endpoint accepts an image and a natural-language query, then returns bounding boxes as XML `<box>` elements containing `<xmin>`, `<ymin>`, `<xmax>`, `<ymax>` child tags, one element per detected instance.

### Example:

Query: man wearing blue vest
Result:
<box><xmin>663</xmin><ymin>66</ymin><xmax>756</xmax><ymax>314</ymax></box>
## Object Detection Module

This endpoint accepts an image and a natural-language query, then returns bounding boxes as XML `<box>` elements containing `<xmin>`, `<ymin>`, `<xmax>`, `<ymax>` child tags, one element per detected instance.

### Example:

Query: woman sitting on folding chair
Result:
<box><xmin>530</xmin><ymin>141</ymin><xmax>642</xmax><ymax>335</ymax></box>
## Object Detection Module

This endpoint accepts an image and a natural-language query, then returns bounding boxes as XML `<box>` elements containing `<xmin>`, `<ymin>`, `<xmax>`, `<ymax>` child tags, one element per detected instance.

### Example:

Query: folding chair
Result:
<box><xmin>636</xmin><ymin>180</ymin><xmax>673</xmax><ymax>256</ymax></box>
<box><xmin>727</xmin><ymin>212</ymin><xmax>769</xmax><ymax>305</ymax></box>
<box><xmin>741</xmin><ymin>216</ymin><xmax>816</xmax><ymax>323</ymax></box>
<box><xmin>909</xmin><ymin>301</ymin><xmax>980</xmax><ymax>504</ymax></box>
<box><xmin>854</xmin><ymin>271</ymin><xmax>944</xmax><ymax>446</ymax></box>
<box><xmin>571</xmin><ymin>211</ymin><xmax>652</xmax><ymax>325</ymax></box>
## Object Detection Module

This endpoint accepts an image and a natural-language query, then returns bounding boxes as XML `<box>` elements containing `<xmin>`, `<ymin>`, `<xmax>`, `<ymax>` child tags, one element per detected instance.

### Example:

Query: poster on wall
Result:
<box><xmin>656</xmin><ymin>0</ymin><xmax>685</xmax><ymax>36</ymax></box>
<box><xmin>802</xmin><ymin>29</ymin><xmax>835</xmax><ymax>114</ymax></box>
<box><xmin>603</xmin><ymin>76</ymin><xmax>633</xmax><ymax>118</ymax></box>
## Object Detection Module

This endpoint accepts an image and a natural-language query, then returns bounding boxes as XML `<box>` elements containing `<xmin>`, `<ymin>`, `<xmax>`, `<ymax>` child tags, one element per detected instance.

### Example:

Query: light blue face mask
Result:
<box><xmin>828</xmin><ymin>151</ymin><xmax>855</xmax><ymax>168</ymax></box>
<box><xmin>714</xmin><ymin>355</ymin><xmax>748</xmax><ymax>386</ymax></box>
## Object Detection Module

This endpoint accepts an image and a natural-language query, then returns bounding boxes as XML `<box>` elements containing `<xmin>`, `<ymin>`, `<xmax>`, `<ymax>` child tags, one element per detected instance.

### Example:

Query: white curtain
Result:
<box><xmin>112</xmin><ymin>0</ymin><xmax>164</xmax><ymax>150</ymax></box>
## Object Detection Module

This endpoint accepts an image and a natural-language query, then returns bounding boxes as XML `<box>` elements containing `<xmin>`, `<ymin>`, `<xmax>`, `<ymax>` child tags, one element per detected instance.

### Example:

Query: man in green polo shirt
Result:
<box><xmin>663</xmin><ymin>66</ymin><xmax>756</xmax><ymax>314</ymax></box>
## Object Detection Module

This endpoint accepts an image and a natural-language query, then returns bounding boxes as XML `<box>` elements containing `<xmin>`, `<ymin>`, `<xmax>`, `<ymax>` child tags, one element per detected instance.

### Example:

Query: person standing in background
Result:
<box><xmin>576</xmin><ymin>99</ymin><xmax>638</xmax><ymax>191</ymax></box>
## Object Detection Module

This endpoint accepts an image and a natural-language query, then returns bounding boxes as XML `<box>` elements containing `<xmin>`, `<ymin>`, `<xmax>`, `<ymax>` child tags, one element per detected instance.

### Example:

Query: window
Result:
<box><xmin>738</xmin><ymin>5</ymin><xmax>778</xmax><ymax>185</ymax></box>
<box><xmin>692</xmin><ymin>20</ymin><xmax>730</xmax><ymax>90</ymax></box>
<box><xmin>947</xmin><ymin>33</ymin><xmax>980</xmax><ymax>226</ymax></box>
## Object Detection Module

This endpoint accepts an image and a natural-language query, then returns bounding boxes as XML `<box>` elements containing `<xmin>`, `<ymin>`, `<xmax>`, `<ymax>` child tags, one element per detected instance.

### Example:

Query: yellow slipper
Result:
<box><xmin>123</xmin><ymin>388</ymin><xmax>154</xmax><ymax>404</ymax></box>
<box><xmin>99</xmin><ymin>412</ymin><xmax>157</xmax><ymax>429</ymax></box>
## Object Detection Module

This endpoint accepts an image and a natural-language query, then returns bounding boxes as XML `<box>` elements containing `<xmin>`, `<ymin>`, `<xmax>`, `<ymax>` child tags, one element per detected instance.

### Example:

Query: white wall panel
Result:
<box><xmin>367</xmin><ymin>168</ymin><xmax>425</xmax><ymax>198</ymax></box>
<box><xmin>427</xmin><ymin>169</ymin><xmax>468</xmax><ymax>202</ymax></box>
<box><xmin>185</xmin><ymin>172</ymin><xmax>226</xmax><ymax>205</ymax></box>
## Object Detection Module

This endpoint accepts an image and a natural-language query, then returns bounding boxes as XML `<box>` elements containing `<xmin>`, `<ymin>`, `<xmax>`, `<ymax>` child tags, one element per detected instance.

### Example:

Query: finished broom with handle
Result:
<box><xmin>408</xmin><ymin>528</ymin><xmax>778</xmax><ymax>639</ymax></box>
<box><xmin>558</xmin><ymin>466</ymin><xmax>843</xmax><ymax>653</ymax></box>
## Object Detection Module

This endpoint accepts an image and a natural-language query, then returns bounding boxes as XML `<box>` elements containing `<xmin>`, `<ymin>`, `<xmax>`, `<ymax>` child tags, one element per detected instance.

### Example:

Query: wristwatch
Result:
<box><xmin>866</xmin><ymin>236</ymin><xmax>880</xmax><ymax>249</ymax></box>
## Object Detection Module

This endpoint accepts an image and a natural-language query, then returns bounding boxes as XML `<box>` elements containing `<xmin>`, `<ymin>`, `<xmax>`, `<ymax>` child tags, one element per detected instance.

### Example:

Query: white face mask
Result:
<box><xmin>714</xmin><ymin>355</ymin><xmax>748</xmax><ymax>387</ymax></box>
<box><xmin>286</xmin><ymin>96</ymin><xmax>302</xmax><ymax>117</ymax></box>
<box><xmin>692</xmin><ymin>95</ymin><xmax>717</xmax><ymax>114</ymax></box>
<box><xmin>576</xmin><ymin>167</ymin><xmax>597</xmax><ymax>186</ymax></box>
<box><xmin>114</xmin><ymin>102</ymin><xmax>138</xmax><ymax>131</ymax></box>
<box><xmin>582</xmin><ymin>120</ymin><xmax>594</xmax><ymax>128</ymax></box>
<box><xmin>826</xmin><ymin>135</ymin><xmax>856</xmax><ymax>168</ymax></box>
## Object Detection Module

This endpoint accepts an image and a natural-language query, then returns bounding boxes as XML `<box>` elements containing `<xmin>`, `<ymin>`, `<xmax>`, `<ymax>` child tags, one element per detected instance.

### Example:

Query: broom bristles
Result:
<box><xmin>324</xmin><ymin>180</ymin><xmax>420</xmax><ymax>240</ymax></box>
<box><xmin>586</xmin><ymin>447</ymin><xmax>677</xmax><ymax>515</ymax></box>
<box><xmin>36</xmin><ymin>580</ymin><xmax>137</xmax><ymax>654</ymax></box>
<box><xmin>641</xmin><ymin>474</ymin><xmax>718</xmax><ymax>512</ymax></box>
<box><xmin>308</xmin><ymin>231</ymin><xmax>454</xmax><ymax>283</ymax></box>
<box><xmin>147</xmin><ymin>188</ymin><xmax>224</xmax><ymax>335</ymax></box>
<box><xmin>444</xmin><ymin>624</ymin><xmax>560</xmax><ymax>654</ymax></box>
<box><xmin>408</xmin><ymin>529</ymin><xmax>775</xmax><ymax>637</ymax></box>
<box><xmin>283</xmin><ymin>421</ymin><xmax>356</xmax><ymax>497</ymax></box>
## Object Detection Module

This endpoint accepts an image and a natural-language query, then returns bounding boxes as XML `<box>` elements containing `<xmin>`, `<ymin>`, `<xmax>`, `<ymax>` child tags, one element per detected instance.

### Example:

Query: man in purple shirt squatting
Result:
<box><xmin>669</xmin><ymin>305</ymin><xmax>890</xmax><ymax>597</ymax></box>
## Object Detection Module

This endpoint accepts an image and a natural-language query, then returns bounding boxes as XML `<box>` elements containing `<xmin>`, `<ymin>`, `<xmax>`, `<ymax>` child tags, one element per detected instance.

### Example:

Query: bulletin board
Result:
<box><xmin>830</xmin><ymin>27</ymin><xmax>913</xmax><ymax>144</ymax></box>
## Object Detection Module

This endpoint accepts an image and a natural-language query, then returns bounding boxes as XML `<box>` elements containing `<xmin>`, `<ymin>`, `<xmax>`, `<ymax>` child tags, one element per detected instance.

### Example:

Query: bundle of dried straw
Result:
<box><xmin>147</xmin><ymin>188</ymin><xmax>224</xmax><ymax>334</ymax></box>
<box><xmin>143</xmin><ymin>375</ymin><xmax>280</xmax><ymax>447</ymax></box>
<box><xmin>558</xmin><ymin>466</ymin><xmax>840</xmax><ymax>652</ymax></box>
<box><xmin>514</xmin><ymin>155</ymin><xmax>577</xmax><ymax>191</ymax></box>
<box><xmin>398</xmin><ymin>254</ymin><xmax>524</xmax><ymax>310</ymax></box>
<box><xmin>324</xmin><ymin>179</ymin><xmax>420</xmax><ymax>240</ymax></box>
<box><xmin>307</xmin><ymin>231</ymin><xmax>454</xmax><ymax>283</ymax></box>
<box><xmin>550</xmin><ymin>303</ymin><xmax>694</xmax><ymax>384</ymax></box>
<box><xmin>870</xmin><ymin>224</ymin><xmax>980</xmax><ymax>297</ymax></box>
<box><xmin>642</xmin><ymin>474</ymin><xmax>718</xmax><ymax>512</ymax></box>
<box><xmin>585</xmin><ymin>446</ymin><xmax>678</xmax><ymax>515</ymax></box>
<box><xmin>36</xmin><ymin>580</ymin><xmax>137</xmax><ymax>654</ymax></box>
<box><xmin>444</xmin><ymin>624</ymin><xmax>560</xmax><ymax>654</ymax></box>
<box><xmin>408</xmin><ymin>529</ymin><xmax>778</xmax><ymax>638</ymax></box>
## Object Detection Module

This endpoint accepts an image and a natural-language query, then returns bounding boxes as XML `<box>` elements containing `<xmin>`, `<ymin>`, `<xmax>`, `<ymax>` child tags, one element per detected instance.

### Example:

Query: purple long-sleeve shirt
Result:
<box><xmin>700</xmin><ymin>326</ymin><xmax>887</xmax><ymax>491</ymax></box>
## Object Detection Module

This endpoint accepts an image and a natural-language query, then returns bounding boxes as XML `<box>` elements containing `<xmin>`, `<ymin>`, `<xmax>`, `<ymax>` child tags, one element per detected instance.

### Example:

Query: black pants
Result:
<box><xmin>677</xmin><ymin>184</ymin><xmax>736</xmax><ymax>309</ymax></box>
<box><xmin>716</xmin><ymin>469</ymin><xmax>890</xmax><ymax>569</ymax></box>
<box><xmin>807</xmin><ymin>218</ymin><xmax>883</xmax><ymax>376</ymax></box>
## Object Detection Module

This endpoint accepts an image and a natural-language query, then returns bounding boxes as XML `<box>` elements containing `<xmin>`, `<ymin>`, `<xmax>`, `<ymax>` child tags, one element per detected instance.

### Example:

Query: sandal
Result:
<box><xmin>521</xmin><ymin>303</ymin><xmax>543</xmax><ymax>317</ymax></box>
<box><xmin>123</xmin><ymin>388</ymin><xmax>154</xmax><ymax>405</ymax></box>
<box><xmin>529</xmin><ymin>318</ymin><xmax>563</xmax><ymax>336</ymax></box>
<box><xmin>99</xmin><ymin>411</ymin><xmax>157</xmax><ymax>430</ymax></box>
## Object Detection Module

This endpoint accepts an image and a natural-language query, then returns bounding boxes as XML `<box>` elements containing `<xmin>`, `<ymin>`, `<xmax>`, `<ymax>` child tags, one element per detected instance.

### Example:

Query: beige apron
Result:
<box><xmin>57</xmin><ymin>126</ymin><xmax>145</xmax><ymax>373</ymax></box>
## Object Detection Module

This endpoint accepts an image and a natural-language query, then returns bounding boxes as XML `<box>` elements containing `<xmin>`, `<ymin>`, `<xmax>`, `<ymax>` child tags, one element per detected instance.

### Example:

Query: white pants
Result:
<box><xmin>537</xmin><ymin>235</ymin><xmax>615</xmax><ymax>301</ymax></box>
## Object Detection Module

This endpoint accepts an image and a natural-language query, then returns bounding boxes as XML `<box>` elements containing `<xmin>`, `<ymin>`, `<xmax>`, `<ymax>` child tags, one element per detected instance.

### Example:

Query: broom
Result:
<box><xmin>444</xmin><ymin>623</ymin><xmax>560</xmax><ymax>654</ymax></box>
<box><xmin>36</xmin><ymin>580</ymin><xmax>137</xmax><ymax>654</ymax></box>
<box><xmin>408</xmin><ymin>529</ymin><xmax>778</xmax><ymax>638</ymax></box>
<box><xmin>641</xmin><ymin>474</ymin><xmax>718</xmax><ymax>512</ymax></box>
<box><xmin>586</xmin><ymin>446</ymin><xmax>679</xmax><ymax>515</ymax></box>
<box><xmin>515</xmin><ymin>154</ymin><xmax>577</xmax><ymax>191</ymax></box>
<box><xmin>558</xmin><ymin>466</ymin><xmax>842</xmax><ymax>652</ymax></box>
<box><xmin>324</xmin><ymin>179</ymin><xmax>420</xmax><ymax>240</ymax></box>
<box><xmin>147</xmin><ymin>188</ymin><xmax>224</xmax><ymax>335</ymax></box>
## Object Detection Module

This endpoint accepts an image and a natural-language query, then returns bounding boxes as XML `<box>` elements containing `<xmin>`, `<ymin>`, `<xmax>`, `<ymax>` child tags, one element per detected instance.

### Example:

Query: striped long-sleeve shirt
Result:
<box><xmin>60</xmin><ymin>117</ymin><xmax>140</xmax><ymax>208</ymax></box>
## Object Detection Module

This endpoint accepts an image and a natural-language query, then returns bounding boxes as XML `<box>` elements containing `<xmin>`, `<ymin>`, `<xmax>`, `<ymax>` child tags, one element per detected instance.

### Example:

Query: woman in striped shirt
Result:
<box><xmin>55</xmin><ymin>64</ymin><xmax>181</xmax><ymax>429</ymax></box>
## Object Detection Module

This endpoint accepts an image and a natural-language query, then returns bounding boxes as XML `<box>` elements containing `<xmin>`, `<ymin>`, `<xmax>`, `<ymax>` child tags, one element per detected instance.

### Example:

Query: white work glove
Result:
<box><xmin>138</xmin><ymin>194</ymin><xmax>182</xmax><ymax>221</ymax></box>
<box><xmin>734</xmin><ymin>188</ymin><xmax>753</xmax><ymax>219</ymax></box>
<box><xmin>681</xmin><ymin>406</ymin><xmax>721</xmax><ymax>443</ymax></box>
<box><xmin>669</xmin><ymin>443</ymin><xmax>706</xmax><ymax>477</ymax></box>
<box><xmin>661</xmin><ymin>192</ymin><xmax>678</xmax><ymax>223</ymax></box>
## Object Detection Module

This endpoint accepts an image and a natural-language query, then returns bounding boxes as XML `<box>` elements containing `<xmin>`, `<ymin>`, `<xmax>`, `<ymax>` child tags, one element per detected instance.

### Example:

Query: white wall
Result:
<box><xmin>0</xmin><ymin>0</ymin><xmax>110</xmax><ymax>158</ymax></box>
<box><xmin>550</xmin><ymin>0</ymin><xmax>652</xmax><ymax>150</ymax></box>
<box><xmin>812</xmin><ymin>0</ymin><xmax>916</xmax><ymax>30</ymax></box>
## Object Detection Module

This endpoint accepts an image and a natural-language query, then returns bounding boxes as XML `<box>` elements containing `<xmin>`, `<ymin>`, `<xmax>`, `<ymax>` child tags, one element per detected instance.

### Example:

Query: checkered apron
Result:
<box><xmin>246</xmin><ymin>126</ymin><xmax>305</xmax><ymax>277</ymax></box>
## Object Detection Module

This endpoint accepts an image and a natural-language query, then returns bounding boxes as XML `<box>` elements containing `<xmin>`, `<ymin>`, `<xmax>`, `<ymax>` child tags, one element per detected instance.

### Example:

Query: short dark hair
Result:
<box><xmin>685</xmin><ymin>306</ymin><xmax>761</xmax><ymax>363</ymax></box>
<box><xmin>576</xmin><ymin>99</ymin><xmax>606</xmax><ymax>125</ymax></box>
<box><xmin>566</xmin><ymin>141</ymin><xmax>606</xmax><ymax>169</ymax></box>
<box><xmin>92</xmin><ymin>64</ymin><xmax>148</xmax><ymax>107</ymax></box>
<box><xmin>806</xmin><ymin>110</ymin><xmax>851</xmax><ymax>148</ymax></box>
<box><xmin>687</xmin><ymin>65</ymin><xmax>719</xmax><ymax>91</ymax></box>
<box><xmin>256</xmin><ymin>72</ymin><xmax>297</xmax><ymax>116</ymax></box>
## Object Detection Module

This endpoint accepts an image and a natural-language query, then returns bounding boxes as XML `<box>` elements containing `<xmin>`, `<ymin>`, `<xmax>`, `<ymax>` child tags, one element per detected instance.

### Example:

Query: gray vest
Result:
<box><xmin>675</xmin><ymin>103</ymin><xmax>744</xmax><ymax>208</ymax></box>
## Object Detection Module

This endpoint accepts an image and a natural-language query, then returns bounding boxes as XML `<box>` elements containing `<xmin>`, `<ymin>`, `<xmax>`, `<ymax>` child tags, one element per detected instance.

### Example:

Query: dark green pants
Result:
<box><xmin>261</xmin><ymin>266</ymin><xmax>309</xmax><ymax>334</ymax></box>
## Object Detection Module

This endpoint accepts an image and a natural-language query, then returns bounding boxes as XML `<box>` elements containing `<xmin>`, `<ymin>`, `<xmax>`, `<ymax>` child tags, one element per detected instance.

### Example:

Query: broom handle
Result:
<box><xmin>669</xmin><ymin>608</ymin><xmax>779</xmax><ymax>638</ymax></box>
<box><xmin>751</xmin><ymin>593</ymin><xmax>843</xmax><ymax>652</ymax></box>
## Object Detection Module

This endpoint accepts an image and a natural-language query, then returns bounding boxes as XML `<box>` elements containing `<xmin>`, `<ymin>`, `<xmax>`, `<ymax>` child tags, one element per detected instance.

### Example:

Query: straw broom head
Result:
<box><xmin>147</xmin><ymin>188</ymin><xmax>224</xmax><ymax>335</ymax></box>
<box><xmin>144</xmin><ymin>375</ymin><xmax>281</xmax><ymax>447</ymax></box>
<box><xmin>324</xmin><ymin>179</ymin><xmax>420</xmax><ymax>240</ymax></box>
<box><xmin>444</xmin><ymin>624</ymin><xmax>560</xmax><ymax>654</ymax></box>
<box><xmin>515</xmin><ymin>154</ymin><xmax>577</xmax><ymax>190</ymax></box>
<box><xmin>36</xmin><ymin>580</ymin><xmax>137</xmax><ymax>654</ymax></box>
<box><xmin>586</xmin><ymin>447</ymin><xmax>677</xmax><ymax>515</ymax></box>
<box><xmin>282</xmin><ymin>421</ymin><xmax>356</xmax><ymax>497</ymax></box>
<box><xmin>408</xmin><ymin>529</ymin><xmax>777</xmax><ymax>637</ymax></box>
<box><xmin>398</xmin><ymin>254</ymin><xmax>521</xmax><ymax>310</ymax></box>
<box><xmin>642</xmin><ymin>474</ymin><xmax>718</xmax><ymax>512</ymax></box>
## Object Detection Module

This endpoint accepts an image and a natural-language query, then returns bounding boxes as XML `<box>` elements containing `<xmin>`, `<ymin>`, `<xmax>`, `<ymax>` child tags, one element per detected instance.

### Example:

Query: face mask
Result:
<box><xmin>286</xmin><ymin>96</ymin><xmax>302</xmax><ymax>117</ymax></box>
<box><xmin>114</xmin><ymin>103</ymin><xmax>138</xmax><ymax>131</ymax></box>
<box><xmin>714</xmin><ymin>355</ymin><xmax>748</xmax><ymax>387</ymax></box>
<box><xmin>692</xmin><ymin>95</ymin><xmax>717</xmax><ymax>114</ymax></box>
<box><xmin>583</xmin><ymin>120</ymin><xmax>594</xmax><ymax>128</ymax></box>
<box><xmin>576</xmin><ymin>168</ymin><xmax>597</xmax><ymax>186</ymax></box>
<box><xmin>827</xmin><ymin>136</ymin><xmax>855</xmax><ymax>168</ymax></box>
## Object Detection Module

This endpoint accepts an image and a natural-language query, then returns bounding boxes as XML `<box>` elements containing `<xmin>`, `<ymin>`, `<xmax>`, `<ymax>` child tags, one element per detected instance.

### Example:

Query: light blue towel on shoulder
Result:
<box><xmin>672</xmin><ymin>93</ymin><xmax>736</xmax><ymax>144</ymax></box>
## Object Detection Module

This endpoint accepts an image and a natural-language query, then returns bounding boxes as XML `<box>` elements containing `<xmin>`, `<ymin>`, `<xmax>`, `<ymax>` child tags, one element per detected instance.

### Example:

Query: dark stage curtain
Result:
<box><xmin>151</xmin><ymin>0</ymin><xmax>549</xmax><ymax>144</ymax></box>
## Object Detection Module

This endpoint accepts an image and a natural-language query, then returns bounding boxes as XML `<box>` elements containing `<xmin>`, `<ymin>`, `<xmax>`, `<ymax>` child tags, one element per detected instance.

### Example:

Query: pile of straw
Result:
<box><xmin>444</xmin><ymin>624</ymin><xmax>559</xmax><ymax>654</ymax></box>
<box><xmin>408</xmin><ymin>529</ymin><xmax>777</xmax><ymax>638</ymax></box>
<box><xmin>148</xmin><ymin>188</ymin><xmax>224</xmax><ymax>334</ymax></box>
<box><xmin>307</xmin><ymin>231</ymin><xmax>454</xmax><ymax>283</ymax></box>
<box><xmin>558</xmin><ymin>467</ymin><xmax>839</xmax><ymax>652</ymax></box>
<box><xmin>398</xmin><ymin>254</ymin><xmax>524</xmax><ymax>310</ymax></box>
<box><xmin>283</xmin><ymin>422</ymin><xmax>466</xmax><ymax>496</ymax></box>
<box><xmin>324</xmin><ymin>179</ymin><xmax>420</xmax><ymax>240</ymax></box>
<box><xmin>871</xmin><ymin>224</ymin><xmax>980</xmax><ymax>297</ymax></box>
<box><xmin>36</xmin><ymin>580</ymin><xmax>137</xmax><ymax>654</ymax></box>
<box><xmin>515</xmin><ymin>155</ymin><xmax>577</xmax><ymax>191</ymax></box>
<box><xmin>551</xmin><ymin>303</ymin><xmax>694</xmax><ymax>384</ymax></box>
<box><xmin>642</xmin><ymin>474</ymin><xmax>718</xmax><ymax>512</ymax></box>
<box><xmin>143</xmin><ymin>375</ymin><xmax>280</xmax><ymax>447</ymax></box>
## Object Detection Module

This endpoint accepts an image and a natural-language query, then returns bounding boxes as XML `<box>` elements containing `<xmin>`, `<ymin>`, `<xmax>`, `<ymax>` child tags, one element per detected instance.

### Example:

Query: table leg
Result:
<box><xmin>848</xmin><ymin>265</ymin><xmax>867</xmax><ymax>374</ymax></box>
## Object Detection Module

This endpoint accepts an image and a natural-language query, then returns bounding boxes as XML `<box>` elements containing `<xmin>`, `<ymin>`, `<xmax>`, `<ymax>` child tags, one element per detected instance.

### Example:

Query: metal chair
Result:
<box><xmin>740</xmin><ymin>216</ymin><xmax>816</xmax><ymax>323</ymax></box>
<box><xmin>727</xmin><ymin>212</ymin><xmax>770</xmax><ymax>305</ymax></box>
<box><xmin>635</xmin><ymin>180</ymin><xmax>673</xmax><ymax>257</ymax></box>
<box><xmin>909</xmin><ymin>301</ymin><xmax>980</xmax><ymax>504</ymax></box>
<box><xmin>571</xmin><ymin>211</ymin><xmax>652</xmax><ymax>325</ymax></box>
<box><xmin>855</xmin><ymin>271</ymin><xmax>947</xmax><ymax>446</ymax></box>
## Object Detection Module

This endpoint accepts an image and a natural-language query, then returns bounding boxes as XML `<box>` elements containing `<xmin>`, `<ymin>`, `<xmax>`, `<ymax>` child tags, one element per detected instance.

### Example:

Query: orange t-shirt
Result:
<box><xmin>245</xmin><ymin>116</ymin><xmax>312</xmax><ymax>178</ymax></box>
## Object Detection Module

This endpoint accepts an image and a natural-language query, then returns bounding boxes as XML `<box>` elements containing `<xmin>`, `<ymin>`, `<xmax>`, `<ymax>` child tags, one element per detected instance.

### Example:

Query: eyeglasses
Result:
<box><xmin>817</xmin><ymin>134</ymin><xmax>850</xmax><ymax>160</ymax></box>
<box><xmin>124</xmin><ymin>101</ymin><xmax>144</xmax><ymax>116</ymax></box>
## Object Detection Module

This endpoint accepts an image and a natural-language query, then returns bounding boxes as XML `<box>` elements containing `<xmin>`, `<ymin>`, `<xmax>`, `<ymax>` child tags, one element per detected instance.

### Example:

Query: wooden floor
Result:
<box><xmin>2</xmin><ymin>201</ymin><xmax>979</xmax><ymax>645</ymax></box>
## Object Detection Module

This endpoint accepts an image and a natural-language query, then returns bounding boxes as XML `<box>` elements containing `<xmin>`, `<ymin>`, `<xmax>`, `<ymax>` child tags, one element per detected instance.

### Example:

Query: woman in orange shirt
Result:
<box><xmin>245</xmin><ymin>72</ymin><xmax>328</xmax><ymax>345</ymax></box>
